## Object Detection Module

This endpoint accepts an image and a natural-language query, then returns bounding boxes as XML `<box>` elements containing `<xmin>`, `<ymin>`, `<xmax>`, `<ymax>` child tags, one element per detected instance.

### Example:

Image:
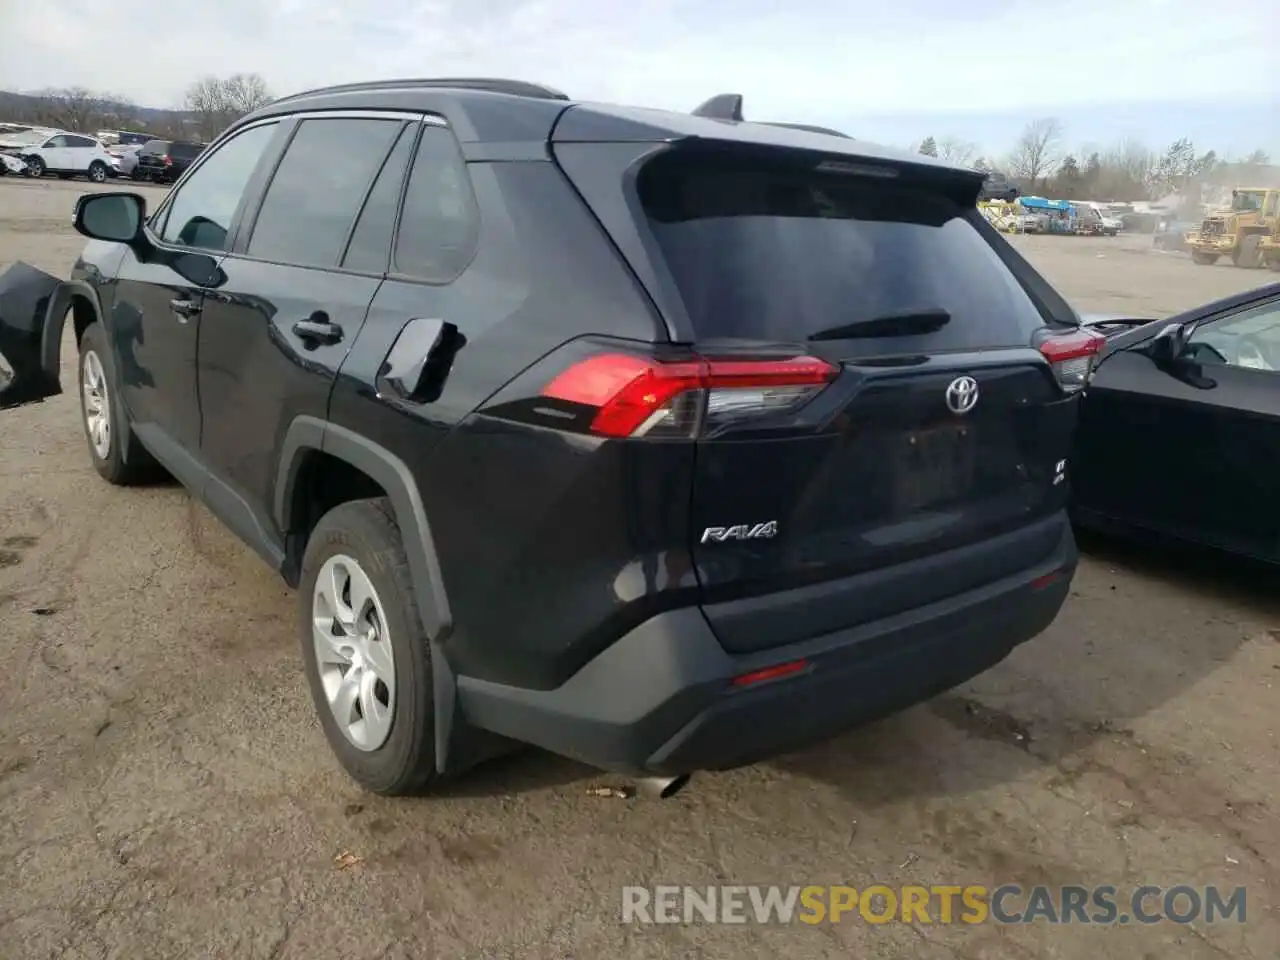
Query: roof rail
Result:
<box><xmin>691</xmin><ymin>93</ymin><xmax>744</xmax><ymax>121</ymax></box>
<box><xmin>272</xmin><ymin>78</ymin><xmax>570</xmax><ymax>106</ymax></box>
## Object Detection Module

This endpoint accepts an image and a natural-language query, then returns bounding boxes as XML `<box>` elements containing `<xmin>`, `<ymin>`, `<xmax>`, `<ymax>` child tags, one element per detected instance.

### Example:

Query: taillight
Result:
<box><xmin>1039</xmin><ymin>328</ymin><xmax>1106</xmax><ymax>393</ymax></box>
<box><xmin>162</xmin><ymin>155</ymin><xmax>172</xmax><ymax>166</ymax></box>
<box><xmin>540</xmin><ymin>353</ymin><xmax>839</xmax><ymax>438</ymax></box>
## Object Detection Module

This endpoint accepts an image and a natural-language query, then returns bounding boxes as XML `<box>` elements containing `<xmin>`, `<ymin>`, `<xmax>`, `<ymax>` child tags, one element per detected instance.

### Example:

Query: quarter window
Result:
<box><xmin>159</xmin><ymin>122</ymin><xmax>278</xmax><ymax>252</ymax></box>
<box><xmin>392</xmin><ymin>124</ymin><xmax>479</xmax><ymax>281</ymax></box>
<box><xmin>247</xmin><ymin>117</ymin><xmax>404</xmax><ymax>269</ymax></box>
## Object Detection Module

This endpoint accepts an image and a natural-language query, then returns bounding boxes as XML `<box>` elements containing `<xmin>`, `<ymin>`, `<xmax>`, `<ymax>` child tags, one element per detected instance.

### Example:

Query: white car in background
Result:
<box><xmin>8</xmin><ymin>131</ymin><xmax>117</xmax><ymax>183</ymax></box>
<box><xmin>107</xmin><ymin>143</ymin><xmax>143</xmax><ymax>179</ymax></box>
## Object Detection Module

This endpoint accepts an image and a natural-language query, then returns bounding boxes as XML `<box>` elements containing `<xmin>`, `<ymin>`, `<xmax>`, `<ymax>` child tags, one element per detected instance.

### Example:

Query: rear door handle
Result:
<box><xmin>169</xmin><ymin>297</ymin><xmax>201</xmax><ymax>319</ymax></box>
<box><xmin>292</xmin><ymin>315</ymin><xmax>344</xmax><ymax>346</ymax></box>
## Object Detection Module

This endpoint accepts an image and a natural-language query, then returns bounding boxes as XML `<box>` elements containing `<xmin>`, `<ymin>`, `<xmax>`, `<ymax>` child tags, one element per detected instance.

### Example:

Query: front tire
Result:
<box><xmin>1191</xmin><ymin>250</ymin><xmax>1218</xmax><ymax>266</ymax></box>
<box><xmin>78</xmin><ymin>322</ymin><xmax>158</xmax><ymax>485</ymax></box>
<box><xmin>299</xmin><ymin>498</ymin><xmax>441</xmax><ymax>796</ymax></box>
<box><xmin>24</xmin><ymin>155</ymin><xmax>45</xmax><ymax>178</ymax></box>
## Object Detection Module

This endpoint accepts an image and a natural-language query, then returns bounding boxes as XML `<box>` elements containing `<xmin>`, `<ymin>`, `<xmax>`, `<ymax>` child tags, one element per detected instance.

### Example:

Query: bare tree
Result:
<box><xmin>937</xmin><ymin>136</ymin><xmax>977</xmax><ymax>167</ymax></box>
<box><xmin>221</xmin><ymin>73</ymin><xmax>272</xmax><ymax>115</ymax></box>
<box><xmin>184</xmin><ymin>75</ymin><xmax>227</xmax><ymax>141</ymax></box>
<box><xmin>31</xmin><ymin>86</ymin><xmax>111</xmax><ymax>132</ymax></box>
<box><xmin>184</xmin><ymin>73</ymin><xmax>273</xmax><ymax>141</ymax></box>
<box><xmin>1007</xmin><ymin>118</ymin><xmax>1064</xmax><ymax>187</ymax></box>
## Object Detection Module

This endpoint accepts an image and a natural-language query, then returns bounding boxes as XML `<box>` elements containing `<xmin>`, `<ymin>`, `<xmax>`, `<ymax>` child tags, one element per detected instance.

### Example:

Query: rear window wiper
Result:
<box><xmin>808</xmin><ymin>308</ymin><xmax>952</xmax><ymax>341</ymax></box>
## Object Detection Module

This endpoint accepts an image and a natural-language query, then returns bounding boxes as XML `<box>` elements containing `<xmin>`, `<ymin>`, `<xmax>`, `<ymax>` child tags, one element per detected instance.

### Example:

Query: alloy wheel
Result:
<box><xmin>81</xmin><ymin>349</ymin><xmax>112</xmax><ymax>459</ymax></box>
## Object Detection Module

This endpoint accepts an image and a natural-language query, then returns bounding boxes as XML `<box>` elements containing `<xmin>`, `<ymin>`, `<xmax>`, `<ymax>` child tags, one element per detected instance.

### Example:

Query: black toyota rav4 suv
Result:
<box><xmin>0</xmin><ymin>79</ymin><xmax>1100</xmax><ymax>796</ymax></box>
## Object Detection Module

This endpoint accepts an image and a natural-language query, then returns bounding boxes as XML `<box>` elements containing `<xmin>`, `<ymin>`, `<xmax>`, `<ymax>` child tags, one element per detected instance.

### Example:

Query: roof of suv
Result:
<box><xmin>236</xmin><ymin>78</ymin><xmax>978</xmax><ymax>177</ymax></box>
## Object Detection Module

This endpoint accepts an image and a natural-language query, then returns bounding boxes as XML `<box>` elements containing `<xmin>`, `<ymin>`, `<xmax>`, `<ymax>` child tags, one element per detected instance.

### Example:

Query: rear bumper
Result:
<box><xmin>457</xmin><ymin>516</ymin><xmax>1077</xmax><ymax>776</ymax></box>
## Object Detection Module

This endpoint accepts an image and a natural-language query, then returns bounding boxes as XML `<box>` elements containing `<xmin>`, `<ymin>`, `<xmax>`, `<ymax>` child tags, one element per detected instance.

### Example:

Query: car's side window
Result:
<box><xmin>43</xmin><ymin>136</ymin><xmax>65</xmax><ymax>148</ymax></box>
<box><xmin>391</xmin><ymin>124</ymin><xmax>480</xmax><ymax>282</ymax></box>
<box><xmin>158</xmin><ymin>122</ymin><xmax>278</xmax><ymax>253</ymax></box>
<box><xmin>341</xmin><ymin>124</ymin><xmax>417</xmax><ymax>273</ymax></box>
<box><xmin>1186</xmin><ymin>301</ymin><xmax>1280</xmax><ymax>373</ymax></box>
<box><xmin>246</xmin><ymin>117</ymin><xmax>404</xmax><ymax>269</ymax></box>
<box><xmin>67</xmin><ymin>135</ymin><xmax>96</xmax><ymax>148</ymax></box>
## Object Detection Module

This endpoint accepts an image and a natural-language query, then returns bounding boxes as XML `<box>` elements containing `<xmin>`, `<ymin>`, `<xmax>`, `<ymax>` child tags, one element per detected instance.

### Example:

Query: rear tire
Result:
<box><xmin>299</xmin><ymin>498</ymin><xmax>442</xmax><ymax>796</ymax></box>
<box><xmin>77</xmin><ymin>322</ymin><xmax>160</xmax><ymax>485</ymax></box>
<box><xmin>88</xmin><ymin>161</ymin><xmax>108</xmax><ymax>184</ymax></box>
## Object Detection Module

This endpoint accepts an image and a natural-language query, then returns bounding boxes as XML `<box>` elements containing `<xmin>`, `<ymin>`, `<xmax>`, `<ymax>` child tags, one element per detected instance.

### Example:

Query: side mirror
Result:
<box><xmin>73</xmin><ymin>192</ymin><xmax>146</xmax><ymax>245</ymax></box>
<box><xmin>1144</xmin><ymin>322</ymin><xmax>1188</xmax><ymax>365</ymax></box>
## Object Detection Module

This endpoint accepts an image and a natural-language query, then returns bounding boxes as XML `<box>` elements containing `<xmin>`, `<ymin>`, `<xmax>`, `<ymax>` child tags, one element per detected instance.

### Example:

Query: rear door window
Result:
<box><xmin>342</xmin><ymin>124</ymin><xmax>416</xmax><ymax>273</ymax></box>
<box><xmin>637</xmin><ymin>152</ymin><xmax>1045</xmax><ymax>351</ymax></box>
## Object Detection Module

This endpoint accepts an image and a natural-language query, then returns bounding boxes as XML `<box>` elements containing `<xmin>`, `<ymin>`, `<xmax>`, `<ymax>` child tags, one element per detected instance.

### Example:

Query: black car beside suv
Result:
<box><xmin>2</xmin><ymin>78</ymin><xmax>1099</xmax><ymax>797</ymax></box>
<box><xmin>133</xmin><ymin>138</ymin><xmax>205</xmax><ymax>182</ymax></box>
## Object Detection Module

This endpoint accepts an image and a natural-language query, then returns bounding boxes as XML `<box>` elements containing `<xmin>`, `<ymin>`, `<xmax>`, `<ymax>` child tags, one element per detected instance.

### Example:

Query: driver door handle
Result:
<box><xmin>169</xmin><ymin>297</ymin><xmax>201</xmax><ymax>319</ymax></box>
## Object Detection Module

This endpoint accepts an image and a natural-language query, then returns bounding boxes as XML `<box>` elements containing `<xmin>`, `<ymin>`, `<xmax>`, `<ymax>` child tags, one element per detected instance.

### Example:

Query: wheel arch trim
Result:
<box><xmin>275</xmin><ymin>415</ymin><xmax>458</xmax><ymax>773</ymax></box>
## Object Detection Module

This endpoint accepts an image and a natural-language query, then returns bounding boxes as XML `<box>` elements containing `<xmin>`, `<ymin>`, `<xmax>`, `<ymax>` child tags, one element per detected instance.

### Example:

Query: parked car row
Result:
<box><xmin>0</xmin><ymin>80</ymin><xmax>1273</xmax><ymax>805</ymax></box>
<box><xmin>0</xmin><ymin>125</ymin><xmax>206</xmax><ymax>185</ymax></box>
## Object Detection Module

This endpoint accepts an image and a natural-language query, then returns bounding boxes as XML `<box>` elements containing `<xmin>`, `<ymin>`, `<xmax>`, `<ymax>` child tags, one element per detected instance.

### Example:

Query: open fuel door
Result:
<box><xmin>0</xmin><ymin>262</ymin><xmax>63</xmax><ymax>409</ymax></box>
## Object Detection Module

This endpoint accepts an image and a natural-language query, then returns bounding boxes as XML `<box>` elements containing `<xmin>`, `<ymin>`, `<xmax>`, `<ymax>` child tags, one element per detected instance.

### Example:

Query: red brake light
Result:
<box><xmin>162</xmin><ymin>155</ymin><xmax>172</xmax><ymax>165</ymax></box>
<box><xmin>1039</xmin><ymin>328</ymin><xmax>1106</xmax><ymax>393</ymax></box>
<box><xmin>541</xmin><ymin>353</ymin><xmax>839</xmax><ymax>438</ymax></box>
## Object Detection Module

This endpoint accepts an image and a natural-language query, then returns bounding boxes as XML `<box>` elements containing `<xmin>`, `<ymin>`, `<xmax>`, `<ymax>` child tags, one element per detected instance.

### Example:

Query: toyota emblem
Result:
<box><xmin>945</xmin><ymin>376</ymin><xmax>979</xmax><ymax>415</ymax></box>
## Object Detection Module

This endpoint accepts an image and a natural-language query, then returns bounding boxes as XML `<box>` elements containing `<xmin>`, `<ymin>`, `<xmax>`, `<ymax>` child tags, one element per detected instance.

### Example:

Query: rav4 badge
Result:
<box><xmin>701</xmin><ymin>521</ymin><xmax>779</xmax><ymax>544</ymax></box>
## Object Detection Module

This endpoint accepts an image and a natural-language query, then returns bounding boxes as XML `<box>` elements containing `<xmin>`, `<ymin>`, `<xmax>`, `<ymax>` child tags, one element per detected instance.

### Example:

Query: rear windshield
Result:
<box><xmin>637</xmin><ymin>153</ymin><xmax>1045</xmax><ymax>350</ymax></box>
<box><xmin>141</xmin><ymin>141</ymin><xmax>170</xmax><ymax>154</ymax></box>
<box><xmin>170</xmin><ymin>142</ymin><xmax>203</xmax><ymax>159</ymax></box>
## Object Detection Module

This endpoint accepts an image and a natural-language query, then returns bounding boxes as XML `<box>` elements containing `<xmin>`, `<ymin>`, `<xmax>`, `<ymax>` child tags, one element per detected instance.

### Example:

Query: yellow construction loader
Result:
<box><xmin>1185</xmin><ymin>187</ymin><xmax>1280</xmax><ymax>268</ymax></box>
<box><xmin>1260</xmin><ymin>231</ymin><xmax>1280</xmax><ymax>272</ymax></box>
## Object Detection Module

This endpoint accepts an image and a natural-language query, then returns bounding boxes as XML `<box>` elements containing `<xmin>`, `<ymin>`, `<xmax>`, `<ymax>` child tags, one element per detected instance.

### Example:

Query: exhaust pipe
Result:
<box><xmin>636</xmin><ymin>774</ymin><xmax>691</xmax><ymax>799</ymax></box>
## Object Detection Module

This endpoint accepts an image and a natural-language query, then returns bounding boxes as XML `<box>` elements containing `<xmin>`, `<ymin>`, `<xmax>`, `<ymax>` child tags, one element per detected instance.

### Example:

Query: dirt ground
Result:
<box><xmin>0</xmin><ymin>177</ymin><xmax>1276</xmax><ymax>960</ymax></box>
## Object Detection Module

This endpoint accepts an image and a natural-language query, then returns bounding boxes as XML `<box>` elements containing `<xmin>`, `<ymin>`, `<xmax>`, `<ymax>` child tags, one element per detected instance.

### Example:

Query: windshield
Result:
<box><xmin>1231</xmin><ymin>192</ymin><xmax>1264</xmax><ymax>212</ymax></box>
<box><xmin>0</xmin><ymin>130</ymin><xmax>50</xmax><ymax>147</ymax></box>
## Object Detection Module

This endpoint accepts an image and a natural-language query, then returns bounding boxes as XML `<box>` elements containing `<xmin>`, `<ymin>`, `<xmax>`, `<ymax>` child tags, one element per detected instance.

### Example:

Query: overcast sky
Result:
<box><xmin>2</xmin><ymin>0</ymin><xmax>1277</xmax><ymax>157</ymax></box>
